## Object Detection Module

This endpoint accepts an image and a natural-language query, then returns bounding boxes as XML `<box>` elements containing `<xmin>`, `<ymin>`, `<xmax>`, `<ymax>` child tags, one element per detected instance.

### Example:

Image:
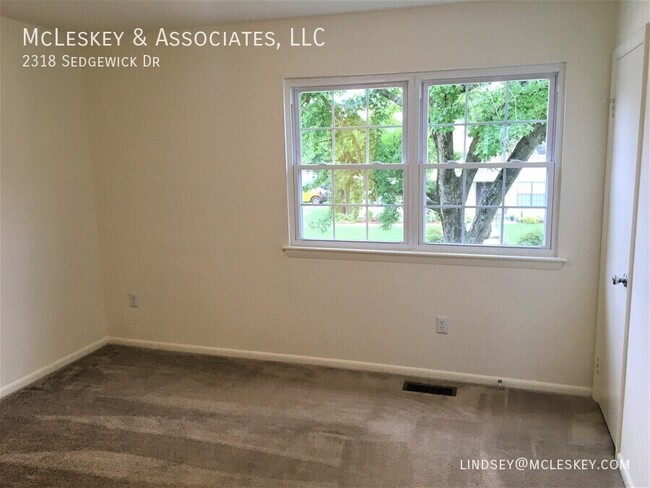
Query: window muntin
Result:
<box><xmin>296</xmin><ymin>84</ymin><xmax>406</xmax><ymax>243</ymax></box>
<box><xmin>287</xmin><ymin>67</ymin><xmax>561</xmax><ymax>255</ymax></box>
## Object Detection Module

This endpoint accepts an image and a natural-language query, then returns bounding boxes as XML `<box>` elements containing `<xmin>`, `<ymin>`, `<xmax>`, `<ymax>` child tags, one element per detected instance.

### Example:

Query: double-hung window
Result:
<box><xmin>285</xmin><ymin>65</ymin><xmax>563</xmax><ymax>256</ymax></box>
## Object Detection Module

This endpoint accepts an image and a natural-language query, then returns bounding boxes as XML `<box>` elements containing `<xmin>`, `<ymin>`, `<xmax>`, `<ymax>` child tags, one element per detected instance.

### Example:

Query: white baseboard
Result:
<box><xmin>0</xmin><ymin>337</ymin><xmax>109</xmax><ymax>399</ymax></box>
<box><xmin>0</xmin><ymin>335</ymin><xmax>592</xmax><ymax>398</ymax></box>
<box><xmin>617</xmin><ymin>452</ymin><xmax>634</xmax><ymax>488</ymax></box>
<box><xmin>108</xmin><ymin>336</ymin><xmax>592</xmax><ymax>397</ymax></box>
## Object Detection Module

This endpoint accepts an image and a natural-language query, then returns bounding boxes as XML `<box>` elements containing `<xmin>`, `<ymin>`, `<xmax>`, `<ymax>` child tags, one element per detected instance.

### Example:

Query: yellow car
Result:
<box><xmin>302</xmin><ymin>187</ymin><xmax>329</xmax><ymax>204</ymax></box>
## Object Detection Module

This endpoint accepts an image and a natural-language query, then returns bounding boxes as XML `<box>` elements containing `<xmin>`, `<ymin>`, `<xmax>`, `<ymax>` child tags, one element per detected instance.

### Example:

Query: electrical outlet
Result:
<box><xmin>436</xmin><ymin>316</ymin><xmax>449</xmax><ymax>334</ymax></box>
<box><xmin>128</xmin><ymin>293</ymin><xmax>139</xmax><ymax>308</ymax></box>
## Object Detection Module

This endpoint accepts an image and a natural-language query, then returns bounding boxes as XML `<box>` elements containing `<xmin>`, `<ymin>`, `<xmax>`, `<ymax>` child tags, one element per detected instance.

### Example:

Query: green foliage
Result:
<box><xmin>467</xmin><ymin>82</ymin><xmax>506</xmax><ymax>121</ymax></box>
<box><xmin>300</xmin><ymin>92</ymin><xmax>333</xmax><ymax>164</ymax></box>
<box><xmin>425</xmin><ymin>209</ymin><xmax>441</xmax><ymax>223</ymax></box>
<box><xmin>466</xmin><ymin>124</ymin><xmax>504</xmax><ymax>161</ymax></box>
<box><xmin>335</xmin><ymin>210</ymin><xmax>361</xmax><ymax>223</ymax></box>
<box><xmin>302</xmin><ymin>169</ymin><xmax>329</xmax><ymax>192</ymax></box>
<box><xmin>335</xmin><ymin>129</ymin><xmax>365</xmax><ymax>163</ymax></box>
<box><xmin>428</xmin><ymin>84</ymin><xmax>465</xmax><ymax>125</ymax></box>
<box><xmin>333</xmin><ymin>170</ymin><xmax>364</xmax><ymax>209</ymax></box>
<box><xmin>426</xmin><ymin>226</ymin><xmax>444</xmax><ymax>243</ymax></box>
<box><xmin>369</xmin><ymin>168</ymin><xmax>402</xmax><ymax>230</ymax></box>
<box><xmin>300</xmin><ymin>130</ymin><xmax>331</xmax><ymax>164</ymax></box>
<box><xmin>516</xmin><ymin>229</ymin><xmax>544</xmax><ymax>246</ymax></box>
<box><xmin>519</xmin><ymin>216</ymin><xmax>542</xmax><ymax>224</ymax></box>
<box><xmin>308</xmin><ymin>208</ymin><xmax>333</xmax><ymax>233</ymax></box>
<box><xmin>300</xmin><ymin>92</ymin><xmax>332</xmax><ymax>128</ymax></box>
<box><xmin>369</xmin><ymin>169</ymin><xmax>402</xmax><ymax>203</ymax></box>
<box><xmin>508</xmin><ymin>80</ymin><xmax>549</xmax><ymax>121</ymax></box>
<box><xmin>334</xmin><ymin>89</ymin><xmax>365</xmax><ymax>126</ymax></box>
<box><xmin>369</xmin><ymin>87</ymin><xmax>402</xmax><ymax>126</ymax></box>
<box><xmin>377</xmin><ymin>207</ymin><xmax>400</xmax><ymax>230</ymax></box>
<box><xmin>428</xmin><ymin>80</ymin><xmax>549</xmax><ymax>163</ymax></box>
<box><xmin>369</xmin><ymin>128</ymin><xmax>402</xmax><ymax>163</ymax></box>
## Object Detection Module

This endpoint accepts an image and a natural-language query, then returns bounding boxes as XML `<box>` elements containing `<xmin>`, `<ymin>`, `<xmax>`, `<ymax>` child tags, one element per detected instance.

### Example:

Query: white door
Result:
<box><xmin>619</xmin><ymin>58</ymin><xmax>649</xmax><ymax>487</ymax></box>
<box><xmin>593</xmin><ymin>31</ymin><xmax>648</xmax><ymax>450</ymax></box>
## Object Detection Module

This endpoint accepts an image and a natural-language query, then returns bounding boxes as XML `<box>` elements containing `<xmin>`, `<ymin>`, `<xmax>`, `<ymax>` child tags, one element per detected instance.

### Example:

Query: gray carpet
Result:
<box><xmin>0</xmin><ymin>345</ymin><xmax>623</xmax><ymax>487</ymax></box>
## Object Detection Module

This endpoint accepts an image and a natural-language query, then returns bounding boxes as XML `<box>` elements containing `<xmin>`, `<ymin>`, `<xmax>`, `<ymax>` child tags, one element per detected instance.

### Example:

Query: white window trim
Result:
<box><xmin>283</xmin><ymin>64</ymin><xmax>566</xmax><ymax>264</ymax></box>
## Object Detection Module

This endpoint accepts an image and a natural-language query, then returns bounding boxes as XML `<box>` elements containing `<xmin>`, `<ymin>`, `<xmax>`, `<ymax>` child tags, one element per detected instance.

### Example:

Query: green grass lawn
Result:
<box><xmin>502</xmin><ymin>222</ymin><xmax>545</xmax><ymax>246</ymax></box>
<box><xmin>302</xmin><ymin>208</ymin><xmax>543</xmax><ymax>245</ymax></box>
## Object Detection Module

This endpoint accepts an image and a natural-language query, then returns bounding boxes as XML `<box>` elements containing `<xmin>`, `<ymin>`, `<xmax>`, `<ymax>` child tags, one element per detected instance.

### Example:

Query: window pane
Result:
<box><xmin>463</xmin><ymin>207</ymin><xmax>503</xmax><ymax>245</ymax></box>
<box><xmin>426</xmin><ymin>168</ymin><xmax>550</xmax><ymax>246</ymax></box>
<box><xmin>301</xmin><ymin>130</ymin><xmax>332</xmax><ymax>164</ymax></box>
<box><xmin>469</xmin><ymin>168</ymin><xmax>502</xmax><ymax>206</ymax></box>
<box><xmin>532</xmin><ymin>182</ymin><xmax>546</xmax><ymax>194</ymax></box>
<box><xmin>435</xmin><ymin>168</ymin><xmax>464</xmax><ymax>208</ymax></box>
<box><xmin>507</xmin><ymin>123</ymin><xmax>547</xmax><ymax>162</ymax></box>
<box><xmin>428</xmin><ymin>84</ymin><xmax>466</xmax><ymax>125</ymax></box>
<box><xmin>517</xmin><ymin>195</ymin><xmax>530</xmax><ymax>206</ymax></box>
<box><xmin>426</xmin><ymin>207</ymin><xmax>502</xmax><ymax>245</ymax></box>
<box><xmin>503</xmin><ymin>209</ymin><xmax>546</xmax><ymax>247</ymax></box>
<box><xmin>424</xmin><ymin>208</ymin><xmax>445</xmax><ymax>244</ymax></box>
<box><xmin>518</xmin><ymin>182</ymin><xmax>532</xmax><ymax>194</ymax></box>
<box><xmin>369</xmin><ymin>87</ymin><xmax>403</xmax><ymax>126</ymax></box>
<box><xmin>368</xmin><ymin>169</ymin><xmax>403</xmax><ymax>204</ymax></box>
<box><xmin>433</xmin><ymin>207</ymin><xmax>464</xmax><ymax>244</ymax></box>
<box><xmin>334</xmin><ymin>89</ymin><xmax>367</xmax><ymax>127</ymax></box>
<box><xmin>301</xmin><ymin>170</ymin><xmax>331</xmax><ymax>205</ymax></box>
<box><xmin>427</xmin><ymin>125</ymin><xmax>465</xmax><ymax>163</ymax></box>
<box><xmin>369</xmin><ymin>128</ymin><xmax>402</xmax><ymax>163</ymax></box>
<box><xmin>334</xmin><ymin>206</ymin><xmax>367</xmax><ymax>241</ymax></box>
<box><xmin>468</xmin><ymin>82</ymin><xmax>506</xmax><ymax>122</ymax></box>
<box><xmin>301</xmin><ymin>206</ymin><xmax>333</xmax><ymax>240</ymax></box>
<box><xmin>532</xmin><ymin>194</ymin><xmax>546</xmax><ymax>207</ymax></box>
<box><xmin>465</xmin><ymin>124</ymin><xmax>507</xmax><ymax>162</ymax></box>
<box><xmin>507</xmin><ymin>79</ymin><xmax>549</xmax><ymax>122</ymax></box>
<box><xmin>300</xmin><ymin>91</ymin><xmax>332</xmax><ymax>129</ymax></box>
<box><xmin>437</xmin><ymin>167</ymin><xmax>501</xmax><ymax>208</ymax></box>
<box><xmin>334</xmin><ymin>129</ymin><xmax>366</xmax><ymax>163</ymax></box>
<box><xmin>506</xmin><ymin>168</ymin><xmax>547</xmax><ymax>207</ymax></box>
<box><xmin>368</xmin><ymin>206</ymin><xmax>404</xmax><ymax>242</ymax></box>
<box><xmin>333</xmin><ymin>169</ymin><xmax>365</xmax><ymax>204</ymax></box>
<box><xmin>425</xmin><ymin>169</ymin><xmax>438</xmax><ymax>205</ymax></box>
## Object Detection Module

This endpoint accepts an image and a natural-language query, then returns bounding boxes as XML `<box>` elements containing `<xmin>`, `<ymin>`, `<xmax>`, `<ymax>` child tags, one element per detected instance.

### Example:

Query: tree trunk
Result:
<box><xmin>434</xmin><ymin>130</ymin><xmax>464</xmax><ymax>242</ymax></box>
<box><xmin>465</xmin><ymin>123</ymin><xmax>547</xmax><ymax>244</ymax></box>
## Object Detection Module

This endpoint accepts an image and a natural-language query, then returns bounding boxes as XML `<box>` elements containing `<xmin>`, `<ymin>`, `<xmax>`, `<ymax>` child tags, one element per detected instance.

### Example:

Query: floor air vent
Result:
<box><xmin>403</xmin><ymin>381</ymin><xmax>456</xmax><ymax>396</ymax></box>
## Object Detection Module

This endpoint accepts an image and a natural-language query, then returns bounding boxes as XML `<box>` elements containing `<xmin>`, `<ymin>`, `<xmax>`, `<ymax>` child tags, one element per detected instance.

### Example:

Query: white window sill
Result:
<box><xmin>282</xmin><ymin>246</ymin><xmax>568</xmax><ymax>270</ymax></box>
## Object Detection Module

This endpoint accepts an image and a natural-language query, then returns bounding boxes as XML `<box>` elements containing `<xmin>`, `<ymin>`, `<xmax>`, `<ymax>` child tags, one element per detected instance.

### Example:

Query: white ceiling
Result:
<box><xmin>0</xmin><ymin>0</ymin><xmax>460</xmax><ymax>31</ymax></box>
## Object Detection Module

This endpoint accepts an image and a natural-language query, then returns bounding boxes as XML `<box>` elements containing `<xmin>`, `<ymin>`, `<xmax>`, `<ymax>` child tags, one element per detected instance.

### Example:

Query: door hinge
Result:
<box><xmin>609</xmin><ymin>98</ymin><xmax>615</xmax><ymax>118</ymax></box>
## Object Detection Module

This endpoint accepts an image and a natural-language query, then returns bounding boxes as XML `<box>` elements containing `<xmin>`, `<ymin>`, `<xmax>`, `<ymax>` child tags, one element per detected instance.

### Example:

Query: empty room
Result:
<box><xmin>0</xmin><ymin>0</ymin><xmax>648</xmax><ymax>486</ymax></box>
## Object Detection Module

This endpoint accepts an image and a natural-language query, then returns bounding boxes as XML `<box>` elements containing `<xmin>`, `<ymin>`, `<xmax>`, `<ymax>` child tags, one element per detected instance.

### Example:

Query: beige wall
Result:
<box><xmin>617</xmin><ymin>0</ymin><xmax>650</xmax><ymax>45</ymax></box>
<box><xmin>84</xmin><ymin>1</ymin><xmax>617</xmax><ymax>390</ymax></box>
<box><xmin>0</xmin><ymin>17</ymin><xmax>106</xmax><ymax>389</ymax></box>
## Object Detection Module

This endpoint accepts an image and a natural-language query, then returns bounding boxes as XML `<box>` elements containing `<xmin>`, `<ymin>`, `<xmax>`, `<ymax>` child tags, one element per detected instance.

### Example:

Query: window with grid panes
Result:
<box><xmin>286</xmin><ymin>66</ymin><xmax>561</xmax><ymax>255</ymax></box>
